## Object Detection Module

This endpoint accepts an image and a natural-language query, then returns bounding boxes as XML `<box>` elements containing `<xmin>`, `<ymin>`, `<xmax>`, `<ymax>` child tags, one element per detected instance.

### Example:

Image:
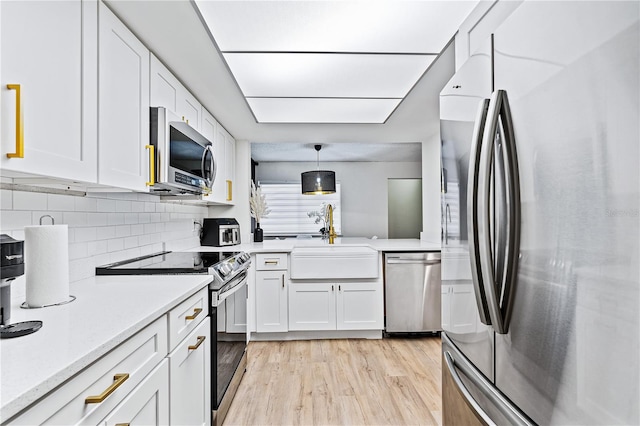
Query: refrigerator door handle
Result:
<box><xmin>478</xmin><ymin>90</ymin><xmax>521</xmax><ymax>334</ymax></box>
<box><xmin>444</xmin><ymin>347</ymin><xmax>534</xmax><ymax>426</ymax></box>
<box><xmin>467</xmin><ymin>98</ymin><xmax>492</xmax><ymax>325</ymax></box>
<box><xmin>496</xmin><ymin>89</ymin><xmax>521</xmax><ymax>332</ymax></box>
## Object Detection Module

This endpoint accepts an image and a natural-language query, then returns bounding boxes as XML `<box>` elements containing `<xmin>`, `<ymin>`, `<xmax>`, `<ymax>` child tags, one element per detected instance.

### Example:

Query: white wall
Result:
<box><xmin>0</xmin><ymin>184</ymin><xmax>208</xmax><ymax>284</ymax></box>
<box><xmin>255</xmin><ymin>161</ymin><xmax>421</xmax><ymax>238</ymax></box>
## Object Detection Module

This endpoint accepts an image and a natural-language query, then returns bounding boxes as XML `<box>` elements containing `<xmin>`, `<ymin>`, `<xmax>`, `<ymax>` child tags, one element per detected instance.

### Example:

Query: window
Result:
<box><xmin>258</xmin><ymin>183</ymin><xmax>341</xmax><ymax>236</ymax></box>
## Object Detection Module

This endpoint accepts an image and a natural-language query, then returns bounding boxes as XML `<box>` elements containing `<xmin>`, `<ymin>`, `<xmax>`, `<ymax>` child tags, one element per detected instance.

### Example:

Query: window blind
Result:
<box><xmin>258</xmin><ymin>183</ymin><xmax>341</xmax><ymax>236</ymax></box>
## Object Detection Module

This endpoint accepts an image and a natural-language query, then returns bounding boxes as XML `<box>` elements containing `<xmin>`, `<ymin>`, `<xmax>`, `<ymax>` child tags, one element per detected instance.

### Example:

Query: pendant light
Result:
<box><xmin>301</xmin><ymin>145</ymin><xmax>336</xmax><ymax>195</ymax></box>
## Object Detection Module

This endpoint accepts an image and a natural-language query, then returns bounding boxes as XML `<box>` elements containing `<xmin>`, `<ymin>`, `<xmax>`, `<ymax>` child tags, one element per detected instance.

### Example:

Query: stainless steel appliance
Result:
<box><xmin>440</xmin><ymin>2</ymin><xmax>639</xmax><ymax>425</ymax></box>
<box><xmin>384</xmin><ymin>252</ymin><xmax>441</xmax><ymax>333</ymax></box>
<box><xmin>201</xmin><ymin>218</ymin><xmax>241</xmax><ymax>247</ymax></box>
<box><xmin>0</xmin><ymin>235</ymin><xmax>42</xmax><ymax>338</ymax></box>
<box><xmin>96</xmin><ymin>250</ymin><xmax>251</xmax><ymax>426</ymax></box>
<box><xmin>149</xmin><ymin>106</ymin><xmax>216</xmax><ymax>195</ymax></box>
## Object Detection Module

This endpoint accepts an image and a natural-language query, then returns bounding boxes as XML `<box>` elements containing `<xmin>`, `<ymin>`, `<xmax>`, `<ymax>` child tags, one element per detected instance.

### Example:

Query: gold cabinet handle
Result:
<box><xmin>226</xmin><ymin>180</ymin><xmax>232</xmax><ymax>201</ymax></box>
<box><xmin>85</xmin><ymin>373</ymin><xmax>129</xmax><ymax>404</ymax></box>
<box><xmin>115</xmin><ymin>424</ymin><xmax>130</xmax><ymax>426</ymax></box>
<box><xmin>6</xmin><ymin>84</ymin><xmax>24</xmax><ymax>158</ymax></box>
<box><xmin>145</xmin><ymin>144</ymin><xmax>155</xmax><ymax>186</ymax></box>
<box><xmin>264</xmin><ymin>260</ymin><xmax>279</xmax><ymax>265</ymax></box>
<box><xmin>185</xmin><ymin>307</ymin><xmax>202</xmax><ymax>321</ymax></box>
<box><xmin>188</xmin><ymin>335</ymin><xmax>206</xmax><ymax>351</ymax></box>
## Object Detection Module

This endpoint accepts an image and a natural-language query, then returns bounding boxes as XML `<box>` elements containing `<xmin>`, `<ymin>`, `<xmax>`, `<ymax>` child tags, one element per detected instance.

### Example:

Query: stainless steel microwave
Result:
<box><xmin>149</xmin><ymin>107</ymin><xmax>216</xmax><ymax>195</ymax></box>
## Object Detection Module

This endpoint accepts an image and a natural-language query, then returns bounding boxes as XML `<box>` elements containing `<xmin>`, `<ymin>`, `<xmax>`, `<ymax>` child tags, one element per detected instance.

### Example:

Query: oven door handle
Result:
<box><xmin>216</xmin><ymin>274</ymin><xmax>247</xmax><ymax>304</ymax></box>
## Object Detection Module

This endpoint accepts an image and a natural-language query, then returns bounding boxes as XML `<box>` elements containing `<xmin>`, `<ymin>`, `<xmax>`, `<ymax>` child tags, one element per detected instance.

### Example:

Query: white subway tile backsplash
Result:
<box><xmin>116</xmin><ymin>200</ymin><xmax>132</xmax><ymax>212</ymax></box>
<box><xmin>13</xmin><ymin>191</ymin><xmax>48</xmax><ymax>210</ymax></box>
<box><xmin>75</xmin><ymin>227</ymin><xmax>98</xmax><ymax>243</ymax></box>
<box><xmin>75</xmin><ymin>196</ymin><xmax>97</xmax><ymax>212</ymax></box>
<box><xmin>107</xmin><ymin>213</ymin><xmax>125</xmax><ymax>226</ymax></box>
<box><xmin>115</xmin><ymin>225</ymin><xmax>131</xmax><ymax>238</ymax></box>
<box><xmin>1</xmin><ymin>210</ymin><xmax>34</xmax><ymax>230</ymax></box>
<box><xmin>96</xmin><ymin>226</ymin><xmax>117</xmax><ymax>240</ymax></box>
<box><xmin>63</xmin><ymin>212</ymin><xmax>88</xmax><ymax>226</ymax></box>
<box><xmin>1</xmin><ymin>190</ymin><xmax>13</xmax><ymax>209</ymax></box>
<box><xmin>47</xmin><ymin>194</ymin><xmax>76</xmax><ymax>211</ymax></box>
<box><xmin>107</xmin><ymin>238</ymin><xmax>125</xmax><ymax>253</ymax></box>
<box><xmin>96</xmin><ymin>198</ymin><xmax>116</xmax><ymax>212</ymax></box>
<box><xmin>1</xmin><ymin>187</ymin><xmax>209</xmax><ymax>283</ymax></box>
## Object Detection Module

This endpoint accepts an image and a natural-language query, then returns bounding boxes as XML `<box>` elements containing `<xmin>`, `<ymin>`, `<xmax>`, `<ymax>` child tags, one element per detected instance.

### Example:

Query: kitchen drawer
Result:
<box><xmin>6</xmin><ymin>316</ymin><xmax>168</xmax><ymax>425</ymax></box>
<box><xmin>168</xmin><ymin>287</ymin><xmax>208</xmax><ymax>352</ymax></box>
<box><xmin>255</xmin><ymin>253</ymin><xmax>288</xmax><ymax>271</ymax></box>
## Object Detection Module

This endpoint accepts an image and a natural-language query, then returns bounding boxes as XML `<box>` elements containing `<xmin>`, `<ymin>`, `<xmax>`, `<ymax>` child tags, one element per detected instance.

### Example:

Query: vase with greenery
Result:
<box><xmin>249</xmin><ymin>180</ymin><xmax>270</xmax><ymax>242</ymax></box>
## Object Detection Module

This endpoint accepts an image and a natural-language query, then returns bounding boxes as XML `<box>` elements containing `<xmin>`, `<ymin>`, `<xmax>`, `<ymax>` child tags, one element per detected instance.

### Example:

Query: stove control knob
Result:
<box><xmin>218</xmin><ymin>264</ymin><xmax>231</xmax><ymax>276</ymax></box>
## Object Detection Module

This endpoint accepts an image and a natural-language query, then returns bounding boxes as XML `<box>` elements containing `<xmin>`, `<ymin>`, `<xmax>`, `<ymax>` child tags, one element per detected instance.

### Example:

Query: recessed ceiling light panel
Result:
<box><xmin>247</xmin><ymin>98</ymin><xmax>401</xmax><ymax>123</ymax></box>
<box><xmin>224</xmin><ymin>53</ymin><xmax>435</xmax><ymax>98</ymax></box>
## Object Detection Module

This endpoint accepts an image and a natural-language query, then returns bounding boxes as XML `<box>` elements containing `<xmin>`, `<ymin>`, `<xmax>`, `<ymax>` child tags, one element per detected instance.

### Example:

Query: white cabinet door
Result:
<box><xmin>441</xmin><ymin>284</ymin><xmax>451</xmax><ymax>331</ymax></box>
<box><xmin>226</xmin><ymin>284</ymin><xmax>247</xmax><ymax>333</ymax></box>
<box><xmin>224</xmin><ymin>132</ymin><xmax>235</xmax><ymax>203</ymax></box>
<box><xmin>256</xmin><ymin>270</ymin><xmax>288</xmax><ymax>332</ymax></box>
<box><xmin>169</xmin><ymin>317</ymin><xmax>211</xmax><ymax>426</ymax></box>
<box><xmin>150</xmin><ymin>53</ymin><xmax>179</xmax><ymax>112</ymax></box>
<box><xmin>449</xmin><ymin>284</ymin><xmax>477</xmax><ymax>334</ymax></box>
<box><xmin>0</xmin><ymin>0</ymin><xmax>97</xmax><ymax>182</ymax></box>
<box><xmin>103</xmin><ymin>359</ymin><xmax>169</xmax><ymax>426</ymax></box>
<box><xmin>150</xmin><ymin>53</ymin><xmax>201</xmax><ymax>130</ymax></box>
<box><xmin>98</xmin><ymin>2</ymin><xmax>150</xmax><ymax>192</ymax></box>
<box><xmin>336</xmin><ymin>282</ymin><xmax>383</xmax><ymax>330</ymax></box>
<box><xmin>288</xmin><ymin>282</ymin><xmax>336</xmax><ymax>331</ymax></box>
<box><xmin>207</xmin><ymin>124</ymin><xmax>235</xmax><ymax>204</ymax></box>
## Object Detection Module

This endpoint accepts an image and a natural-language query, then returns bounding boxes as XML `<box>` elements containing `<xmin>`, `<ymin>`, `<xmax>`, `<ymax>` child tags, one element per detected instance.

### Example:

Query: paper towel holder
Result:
<box><xmin>39</xmin><ymin>215</ymin><xmax>55</xmax><ymax>225</ymax></box>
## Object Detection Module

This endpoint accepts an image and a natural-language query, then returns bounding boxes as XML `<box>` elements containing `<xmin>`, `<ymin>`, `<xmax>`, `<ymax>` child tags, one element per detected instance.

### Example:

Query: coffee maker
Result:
<box><xmin>0</xmin><ymin>234</ymin><xmax>42</xmax><ymax>338</ymax></box>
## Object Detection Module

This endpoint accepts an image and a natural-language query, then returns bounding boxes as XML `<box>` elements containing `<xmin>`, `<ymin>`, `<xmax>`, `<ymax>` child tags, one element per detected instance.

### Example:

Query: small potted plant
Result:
<box><xmin>249</xmin><ymin>180</ymin><xmax>270</xmax><ymax>242</ymax></box>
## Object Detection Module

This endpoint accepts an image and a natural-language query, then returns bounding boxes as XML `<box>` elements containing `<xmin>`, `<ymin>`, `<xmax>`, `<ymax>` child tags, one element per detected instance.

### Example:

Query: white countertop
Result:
<box><xmin>0</xmin><ymin>274</ymin><xmax>212</xmax><ymax>422</ymax></box>
<box><xmin>191</xmin><ymin>237</ymin><xmax>441</xmax><ymax>253</ymax></box>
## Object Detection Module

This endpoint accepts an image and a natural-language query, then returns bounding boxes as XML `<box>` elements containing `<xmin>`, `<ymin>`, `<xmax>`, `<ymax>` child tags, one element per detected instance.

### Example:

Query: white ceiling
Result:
<box><xmin>251</xmin><ymin>142</ymin><xmax>423</xmax><ymax>163</ymax></box>
<box><xmin>104</xmin><ymin>0</ymin><xmax>478</xmax><ymax>161</ymax></box>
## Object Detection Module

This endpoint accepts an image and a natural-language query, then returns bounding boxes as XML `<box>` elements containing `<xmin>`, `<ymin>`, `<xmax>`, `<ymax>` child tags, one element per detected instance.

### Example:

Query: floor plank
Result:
<box><xmin>223</xmin><ymin>336</ymin><xmax>442</xmax><ymax>426</ymax></box>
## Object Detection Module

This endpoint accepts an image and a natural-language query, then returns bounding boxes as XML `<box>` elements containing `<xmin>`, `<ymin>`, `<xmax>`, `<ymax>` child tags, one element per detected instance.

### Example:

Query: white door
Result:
<box><xmin>256</xmin><ymin>270</ymin><xmax>288</xmax><ymax>332</ymax></box>
<box><xmin>150</xmin><ymin>53</ymin><xmax>179</xmax><ymax>111</ymax></box>
<box><xmin>336</xmin><ymin>282</ymin><xmax>383</xmax><ymax>330</ymax></box>
<box><xmin>0</xmin><ymin>0</ymin><xmax>97</xmax><ymax>182</ymax></box>
<box><xmin>103</xmin><ymin>360</ymin><xmax>170</xmax><ymax>426</ymax></box>
<box><xmin>288</xmin><ymin>282</ymin><xmax>336</xmax><ymax>331</ymax></box>
<box><xmin>169</xmin><ymin>317</ymin><xmax>211</xmax><ymax>426</ymax></box>
<box><xmin>98</xmin><ymin>2</ymin><xmax>150</xmax><ymax>192</ymax></box>
<box><xmin>224</xmin><ymin>133</ymin><xmax>235</xmax><ymax>202</ymax></box>
<box><xmin>450</xmin><ymin>284</ymin><xmax>477</xmax><ymax>334</ymax></box>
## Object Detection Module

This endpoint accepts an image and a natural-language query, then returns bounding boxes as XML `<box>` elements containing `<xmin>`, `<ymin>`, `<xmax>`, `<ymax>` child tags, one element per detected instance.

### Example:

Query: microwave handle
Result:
<box><xmin>201</xmin><ymin>144</ymin><xmax>216</xmax><ymax>188</ymax></box>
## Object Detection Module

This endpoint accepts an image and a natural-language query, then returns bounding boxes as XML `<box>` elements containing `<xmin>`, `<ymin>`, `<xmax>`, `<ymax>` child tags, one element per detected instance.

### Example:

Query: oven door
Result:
<box><xmin>211</xmin><ymin>272</ymin><xmax>247</xmax><ymax>421</ymax></box>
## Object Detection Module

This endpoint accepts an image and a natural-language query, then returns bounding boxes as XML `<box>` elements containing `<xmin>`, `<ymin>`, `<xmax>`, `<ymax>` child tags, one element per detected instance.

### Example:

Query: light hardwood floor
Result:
<box><xmin>223</xmin><ymin>336</ymin><xmax>443</xmax><ymax>426</ymax></box>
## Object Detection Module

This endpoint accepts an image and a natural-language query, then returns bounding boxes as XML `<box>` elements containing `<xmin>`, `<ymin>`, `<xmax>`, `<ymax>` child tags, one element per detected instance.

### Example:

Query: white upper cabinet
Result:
<box><xmin>202</xmin><ymin>119</ymin><xmax>235</xmax><ymax>204</ymax></box>
<box><xmin>0</xmin><ymin>0</ymin><xmax>97</xmax><ymax>183</ymax></box>
<box><xmin>150</xmin><ymin>54</ymin><xmax>202</xmax><ymax>131</ymax></box>
<box><xmin>97</xmin><ymin>2</ymin><xmax>150</xmax><ymax>192</ymax></box>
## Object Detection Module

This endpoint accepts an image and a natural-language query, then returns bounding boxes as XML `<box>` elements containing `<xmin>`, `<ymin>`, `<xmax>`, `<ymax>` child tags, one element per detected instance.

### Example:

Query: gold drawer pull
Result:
<box><xmin>264</xmin><ymin>260</ymin><xmax>279</xmax><ymax>265</ymax></box>
<box><xmin>6</xmin><ymin>84</ymin><xmax>24</xmax><ymax>158</ymax></box>
<box><xmin>226</xmin><ymin>180</ymin><xmax>233</xmax><ymax>201</ymax></box>
<box><xmin>145</xmin><ymin>144</ymin><xmax>155</xmax><ymax>186</ymax></box>
<box><xmin>188</xmin><ymin>335</ymin><xmax>206</xmax><ymax>351</ymax></box>
<box><xmin>85</xmin><ymin>373</ymin><xmax>129</xmax><ymax>404</ymax></box>
<box><xmin>185</xmin><ymin>307</ymin><xmax>203</xmax><ymax>321</ymax></box>
<box><xmin>115</xmin><ymin>424</ymin><xmax>130</xmax><ymax>426</ymax></box>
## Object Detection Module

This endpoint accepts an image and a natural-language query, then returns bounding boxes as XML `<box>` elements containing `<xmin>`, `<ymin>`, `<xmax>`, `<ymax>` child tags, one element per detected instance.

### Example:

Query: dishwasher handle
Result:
<box><xmin>386</xmin><ymin>258</ymin><xmax>441</xmax><ymax>265</ymax></box>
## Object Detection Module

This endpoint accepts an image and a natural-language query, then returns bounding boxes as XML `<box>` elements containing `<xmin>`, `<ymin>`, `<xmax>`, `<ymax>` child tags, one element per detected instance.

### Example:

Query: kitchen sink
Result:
<box><xmin>289</xmin><ymin>246</ymin><xmax>379</xmax><ymax>279</ymax></box>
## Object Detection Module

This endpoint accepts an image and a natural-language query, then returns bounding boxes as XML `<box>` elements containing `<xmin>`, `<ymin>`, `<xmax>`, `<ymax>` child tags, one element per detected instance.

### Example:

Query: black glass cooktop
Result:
<box><xmin>96</xmin><ymin>251</ymin><xmax>239</xmax><ymax>275</ymax></box>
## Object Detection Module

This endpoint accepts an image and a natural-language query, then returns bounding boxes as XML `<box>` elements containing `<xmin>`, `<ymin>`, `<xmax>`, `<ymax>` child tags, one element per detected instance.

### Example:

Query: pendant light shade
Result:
<box><xmin>301</xmin><ymin>145</ymin><xmax>336</xmax><ymax>195</ymax></box>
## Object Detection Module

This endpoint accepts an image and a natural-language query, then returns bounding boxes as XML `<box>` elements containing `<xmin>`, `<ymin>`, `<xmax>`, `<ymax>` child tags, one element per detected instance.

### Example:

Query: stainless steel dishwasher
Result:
<box><xmin>384</xmin><ymin>252</ymin><xmax>441</xmax><ymax>333</ymax></box>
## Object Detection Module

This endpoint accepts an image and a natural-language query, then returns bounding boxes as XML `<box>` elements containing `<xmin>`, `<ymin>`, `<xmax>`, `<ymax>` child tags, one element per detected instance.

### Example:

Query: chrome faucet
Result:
<box><xmin>326</xmin><ymin>204</ymin><xmax>337</xmax><ymax>244</ymax></box>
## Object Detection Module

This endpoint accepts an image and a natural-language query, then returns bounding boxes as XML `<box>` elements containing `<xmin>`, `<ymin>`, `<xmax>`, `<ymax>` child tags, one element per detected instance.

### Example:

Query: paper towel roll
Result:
<box><xmin>24</xmin><ymin>225</ymin><xmax>70</xmax><ymax>307</ymax></box>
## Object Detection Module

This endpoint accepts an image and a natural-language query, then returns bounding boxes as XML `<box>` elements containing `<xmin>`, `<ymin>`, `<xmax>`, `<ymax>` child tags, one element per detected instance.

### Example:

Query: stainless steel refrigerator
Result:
<box><xmin>440</xmin><ymin>2</ymin><xmax>639</xmax><ymax>425</ymax></box>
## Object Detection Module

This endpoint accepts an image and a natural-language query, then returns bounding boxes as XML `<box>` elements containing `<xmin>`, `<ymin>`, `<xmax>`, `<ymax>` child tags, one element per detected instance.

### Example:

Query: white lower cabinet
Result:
<box><xmin>6</xmin><ymin>316</ymin><xmax>168</xmax><ymax>426</ymax></box>
<box><xmin>441</xmin><ymin>284</ymin><xmax>478</xmax><ymax>334</ymax></box>
<box><xmin>255</xmin><ymin>270</ymin><xmax>289</xmax><ymax>332</ymax></box>
<box><xmin>103</xmin><ymin>359</ymin><xmax>169</xmax><ymax>426</ymax></box>
<box><xmin>288</xmin><ymin>281</ymin><xmax>383</xmax><ymax>331</ymax></box>
<box><xmin>169</xmin><ymin>317</ymin><xmax>211</xmax><ymax>426</ymax></box>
